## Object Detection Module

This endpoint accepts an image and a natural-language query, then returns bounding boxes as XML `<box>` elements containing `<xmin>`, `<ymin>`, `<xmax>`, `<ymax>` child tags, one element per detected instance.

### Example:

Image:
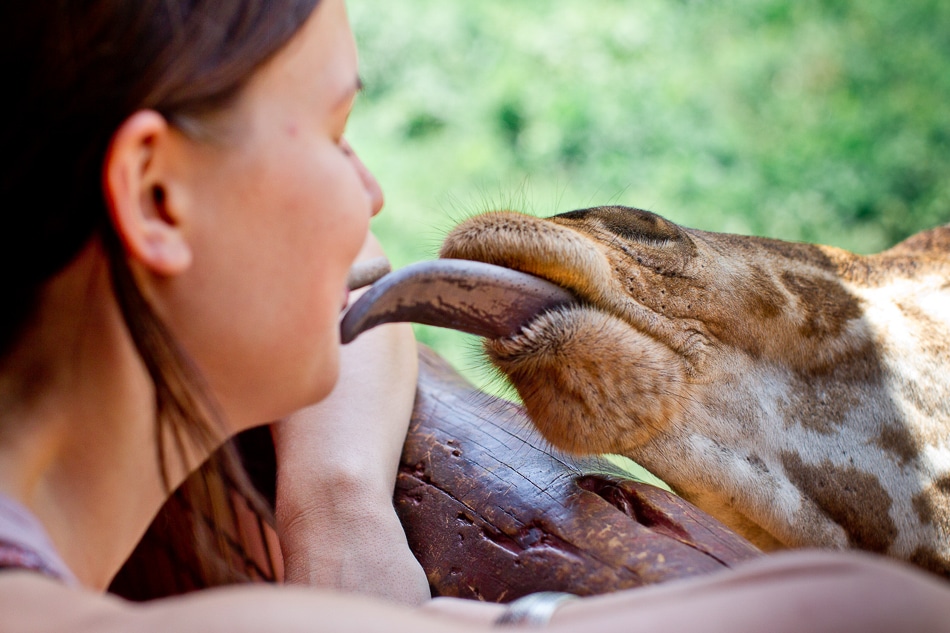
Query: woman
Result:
<box><xmin>0</xmin><ymin>1</ymin><xmax>948</xmax><ymax>631</ymax></box>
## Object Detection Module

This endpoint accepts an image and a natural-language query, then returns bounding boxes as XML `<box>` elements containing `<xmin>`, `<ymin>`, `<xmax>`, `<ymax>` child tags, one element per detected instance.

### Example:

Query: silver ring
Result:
<box><xmin>494</xmin><ymin>591</ymin><xmax>578</xmax><ymax>627</ymax></box>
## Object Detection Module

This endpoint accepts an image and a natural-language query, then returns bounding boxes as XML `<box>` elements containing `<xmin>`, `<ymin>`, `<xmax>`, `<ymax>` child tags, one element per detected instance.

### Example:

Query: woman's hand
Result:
<box><xmin>270</xmin><ymin>234</ymin><xmax>428</xmax><ymax>605</ymax></box>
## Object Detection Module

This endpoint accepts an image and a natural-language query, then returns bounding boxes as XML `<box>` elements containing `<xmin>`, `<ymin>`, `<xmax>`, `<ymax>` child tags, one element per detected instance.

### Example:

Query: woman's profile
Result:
<box><xmin>0</xmin><ymin>1</ymin><xmax>948</xmax><ymax>631</ymax></box>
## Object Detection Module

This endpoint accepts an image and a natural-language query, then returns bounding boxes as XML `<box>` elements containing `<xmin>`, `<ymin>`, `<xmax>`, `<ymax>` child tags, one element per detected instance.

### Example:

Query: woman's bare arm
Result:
<box><xmin>270</xmin><ymin>233</ymin><xmax>428</xmax><ymax>605</ymax></box>
<box><xmin>0</xmin><ymin>574</ymin><xmax>478</xmax><ymax>633</ymax></box>
<box><xmin>5</xmin><ymin>550</ymin><xmax>950</xmax><ymax>633</ymax></box>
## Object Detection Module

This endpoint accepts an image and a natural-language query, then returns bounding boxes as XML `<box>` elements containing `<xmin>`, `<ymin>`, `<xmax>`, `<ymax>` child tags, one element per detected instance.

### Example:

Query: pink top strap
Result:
<box><xmin>0</xmin><ymin>494</ymin><xmax>77</xmax><ymax>585</ymax></box>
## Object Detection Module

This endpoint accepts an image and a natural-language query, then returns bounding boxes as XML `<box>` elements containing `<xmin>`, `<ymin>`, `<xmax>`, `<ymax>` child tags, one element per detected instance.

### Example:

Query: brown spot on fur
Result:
<box><xmin>909</xmin><ymin>547</ymin><xmax>950</xmax><ymax>579</ymax></box>
<box><xmin>700</xmin><ymin>266</ymin><xmax>787</xmax><ymax>360</ymax></box>
<box><xmin>756</xmin><ymin>238</ymin><xmax>838</xmax><ymax>271</ymax></box>
<box><xmin>782</xmin><ymin>453</ymin><xmax>896</xmax><ymax>553</ymax></box>
<box><xmin>912</xmin><ymin>475</ymin><xmax>950</xmax><ymax>527</ymax></box>
<box><xmin>875</xmin><ymin>423</ymin><xmax>920</xmax><ymax>467</ymax></box>
<box><xmin>745</xmin><ymin>266</ymin><xmax>787</xmax><ymax>320</ymax></box>
<box><xmin>839</xmin><ymin>254</ymin><xmax>926</xmax><ymax>286</ymax></box>
<box><xmin>894</xmin><ymin>301</ymin><xmax>950</xmax><ymax>364</ymax></box>
<box><xmin>804</xmin><ymin>338</ymin><xmax>883</xmax><ymax>380</ymax></box>
<box><xmin>709</xmin><ymin>232</ymin><xmax>839</xmax><ymax>271</ymax></box>
<box><xmin>780</xmin><ymin>272</ymin><xmax>862</xmax><ymax>339</ymax></box>
<box><xmin>779</xmin><ymin>340</ymin><xmax>888</xmax><ymax>435</ymax></box>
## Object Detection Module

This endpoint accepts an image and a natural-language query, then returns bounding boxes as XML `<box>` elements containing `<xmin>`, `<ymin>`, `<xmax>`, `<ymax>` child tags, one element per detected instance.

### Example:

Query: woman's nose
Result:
<box><xmin>344</xmin><ymin>139</ymin><xmax>384</xmax><ymax>217</ymax></box>
<box><xmin>365</xmin><ymin>167</ymin><xmax>384</xmax><ymax>217</ymax></box>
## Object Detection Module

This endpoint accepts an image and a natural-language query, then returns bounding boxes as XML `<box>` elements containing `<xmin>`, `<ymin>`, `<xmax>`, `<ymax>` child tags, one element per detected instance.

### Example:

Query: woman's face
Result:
<box><xmin>160</xmin><ymin>0</ymin><xmax>380</xmax><ymax>429</ymax></box>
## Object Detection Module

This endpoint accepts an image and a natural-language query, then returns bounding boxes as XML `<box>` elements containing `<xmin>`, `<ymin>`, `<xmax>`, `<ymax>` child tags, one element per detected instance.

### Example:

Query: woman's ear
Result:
<box><xmin>102</xmin><ymin>110</ymin><xmax>193</xmax><ymax>276</ymax></box>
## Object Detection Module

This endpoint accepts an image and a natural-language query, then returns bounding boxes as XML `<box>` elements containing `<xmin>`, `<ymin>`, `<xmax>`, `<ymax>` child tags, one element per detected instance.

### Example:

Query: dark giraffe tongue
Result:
<box><xmin>340</xmin><ymin>259</ymin><xmax>576</xmax><ymax>344</ymax></box>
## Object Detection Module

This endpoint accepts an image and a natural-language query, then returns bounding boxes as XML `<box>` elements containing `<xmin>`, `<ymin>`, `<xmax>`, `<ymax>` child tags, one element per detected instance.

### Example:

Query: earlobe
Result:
<box><xmin>102</xmin><ymin>110</ymin><xmax>193</xmax><ymax>277</ymax></box>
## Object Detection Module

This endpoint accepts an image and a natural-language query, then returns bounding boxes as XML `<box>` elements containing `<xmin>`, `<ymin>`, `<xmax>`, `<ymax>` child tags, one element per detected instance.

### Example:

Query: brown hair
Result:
<box><xmin>1</xmin><ymin>0</ymin><xmax>320</xmax><ymax>589</ymax></box>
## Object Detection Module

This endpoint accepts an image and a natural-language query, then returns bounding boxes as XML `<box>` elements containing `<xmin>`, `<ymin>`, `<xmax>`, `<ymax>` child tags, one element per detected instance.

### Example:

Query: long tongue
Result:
<box><xmin>340</xmin><ymin>259</ymin><xmax>575</xmax><ymax>344</ymax></box>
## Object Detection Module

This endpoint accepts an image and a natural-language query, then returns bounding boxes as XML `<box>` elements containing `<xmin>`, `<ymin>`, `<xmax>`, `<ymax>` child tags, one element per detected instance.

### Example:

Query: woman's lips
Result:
<box><xmin>343</xmin><ymin>257</ymin><xmax>392</xmax><ymax>312</ymax></box>
<box><xmin>347</xmin><ymin>257</ymin><xmax>392</xmax><ymax>291</ymax></box>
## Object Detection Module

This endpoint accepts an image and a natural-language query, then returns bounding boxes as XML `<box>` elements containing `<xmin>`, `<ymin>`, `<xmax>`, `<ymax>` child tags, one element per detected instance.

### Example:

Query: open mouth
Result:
<box><xmin>340</xmin><ymin>259</ymin><xmax>577</xmax><ymax>344</ymax></box>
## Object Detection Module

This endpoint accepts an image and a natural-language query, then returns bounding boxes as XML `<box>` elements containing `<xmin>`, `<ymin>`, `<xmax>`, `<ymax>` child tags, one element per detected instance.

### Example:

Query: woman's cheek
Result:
<box><xmin>329</xmin><ymin>160</ymin><xmax>374</xmax><ymax>265</ymax></box>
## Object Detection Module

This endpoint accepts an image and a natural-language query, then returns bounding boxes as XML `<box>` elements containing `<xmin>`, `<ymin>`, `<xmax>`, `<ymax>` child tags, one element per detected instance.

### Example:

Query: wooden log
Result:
<box><xmin>112</xmin><ymin>345</ymin><xmax>762</xmax><ymax>600</ymax></box>
<box><xmin>399</xmin><ymin>346</ymin><xmax>761</xmax><ymax>601</ymax></box>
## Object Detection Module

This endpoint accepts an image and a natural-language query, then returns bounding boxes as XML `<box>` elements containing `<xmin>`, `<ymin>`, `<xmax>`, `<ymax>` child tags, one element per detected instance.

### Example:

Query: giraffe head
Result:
<box><xmin>438</xmin><ymin>206</ymin><xmax>950</xmax><ymax>575</ymax></box>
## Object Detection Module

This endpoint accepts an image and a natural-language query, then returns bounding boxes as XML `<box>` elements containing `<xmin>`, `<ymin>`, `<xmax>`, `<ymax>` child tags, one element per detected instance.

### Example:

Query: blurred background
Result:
<box><xmin>347</xmin><ymin>0</ymin><xmax>950</xmax><ymax>392</ymax></box>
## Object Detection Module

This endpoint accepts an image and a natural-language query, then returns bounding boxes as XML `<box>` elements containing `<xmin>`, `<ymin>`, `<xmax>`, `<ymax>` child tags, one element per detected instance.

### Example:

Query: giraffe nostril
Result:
<box><xmin>555</xmin><ymin>205</ymin><xmax>683</xmax><ymax>245</ymax></box>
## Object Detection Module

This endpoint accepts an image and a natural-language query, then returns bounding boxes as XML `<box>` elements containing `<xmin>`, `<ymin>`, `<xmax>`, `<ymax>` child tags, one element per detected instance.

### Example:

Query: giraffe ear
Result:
<box><xmin>102</xmin><ymin>110</ymin><xmax>193</xmax><ymax>277</ymax></box>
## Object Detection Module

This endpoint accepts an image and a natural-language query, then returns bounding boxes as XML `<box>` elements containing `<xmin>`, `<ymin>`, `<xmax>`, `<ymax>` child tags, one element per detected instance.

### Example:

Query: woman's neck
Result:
<box><xmin>0</xmin><ymin>242</ymin><xmax>178</xmax><ymax>590</ymax></box>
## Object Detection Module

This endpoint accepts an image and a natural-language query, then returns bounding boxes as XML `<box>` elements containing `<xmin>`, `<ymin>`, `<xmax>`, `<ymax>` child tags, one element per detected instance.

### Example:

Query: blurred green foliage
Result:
<box><xmin>347</xmin><ymin>0</ymin><xmax>950</xmax><ymax>388</ymax></box>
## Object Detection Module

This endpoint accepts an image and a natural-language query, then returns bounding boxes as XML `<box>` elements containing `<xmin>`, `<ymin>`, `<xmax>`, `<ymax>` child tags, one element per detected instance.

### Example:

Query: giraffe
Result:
<box><xmin>345</xmin><ymin>205</ymin><xmax>950</xmax><ymax>577</ymax></box>
<box><xmin>431</xmin><ymin>205</ymin><xmax>950</xmax><ymax>576</ymax></box>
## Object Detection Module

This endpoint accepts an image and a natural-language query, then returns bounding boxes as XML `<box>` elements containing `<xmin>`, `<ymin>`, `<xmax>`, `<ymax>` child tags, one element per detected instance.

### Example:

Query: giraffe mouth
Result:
<box><xmin>339</xmin><ymin>259</ymin><xmax>578</xmax><ymax>344</ymax></box>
